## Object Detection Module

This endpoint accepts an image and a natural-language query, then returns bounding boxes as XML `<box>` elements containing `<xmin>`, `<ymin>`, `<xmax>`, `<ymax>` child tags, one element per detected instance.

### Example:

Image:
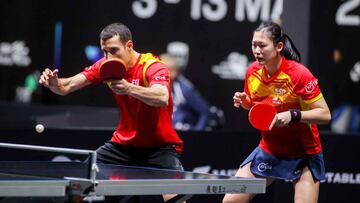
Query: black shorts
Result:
<box><xmin>94</xmin><ymin>141</ymin><xmax>184</xmax><ymax>171</ymax></box>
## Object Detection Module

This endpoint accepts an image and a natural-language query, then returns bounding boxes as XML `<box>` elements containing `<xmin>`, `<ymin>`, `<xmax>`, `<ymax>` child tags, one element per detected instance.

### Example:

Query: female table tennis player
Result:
<box><xmin>223</xmin><ymin>22</ymin><xmax>331</xmax><ymax>203</ymax></box>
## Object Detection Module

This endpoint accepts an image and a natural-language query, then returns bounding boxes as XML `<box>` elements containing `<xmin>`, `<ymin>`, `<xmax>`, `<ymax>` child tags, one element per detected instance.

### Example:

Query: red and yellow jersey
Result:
<box><xmin>81</xmin><ymin>53</ymin><xmax>183</xmax><ymax>153</ymax></box>
<box><xmin>245</xmin><ymin>57</ymin><xmax>323</xmax><ymax>158</ymax></box>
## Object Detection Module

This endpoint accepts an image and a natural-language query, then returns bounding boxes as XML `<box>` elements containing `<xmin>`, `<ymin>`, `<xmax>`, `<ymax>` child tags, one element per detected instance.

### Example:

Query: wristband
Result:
<box><xmin>289</xmin><ymin>109</ymin><xmax>301</xmax><ymax>122</ymax></box>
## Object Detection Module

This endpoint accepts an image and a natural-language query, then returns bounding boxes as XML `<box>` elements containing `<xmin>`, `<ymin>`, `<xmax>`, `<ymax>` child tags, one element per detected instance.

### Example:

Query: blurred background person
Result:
<box><xmin>330</xmin><ymin>48</ymin><xmax>360</xmax><ymax>133</ymax></box>
<box><xmin>166</xmin><ymin>41</ymin><xmax>189</xmax><ymax>72</ymax></box>
<box><xmin>160</xmin><ymin>53</ymin><xmax>212</xmax><ymax>131</ymax></box>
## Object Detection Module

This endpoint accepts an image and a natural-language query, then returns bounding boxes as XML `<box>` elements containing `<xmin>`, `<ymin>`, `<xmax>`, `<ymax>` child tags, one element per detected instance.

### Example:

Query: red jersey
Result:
<box><xmin>81</xmin><ymin>53</ymin><xmax>184</xmax><ymax>153</ymax></box>
<box><xmin>245</xmin><ymin>57</ymin><xmax>323</xmax><ymax>158</ymax></box>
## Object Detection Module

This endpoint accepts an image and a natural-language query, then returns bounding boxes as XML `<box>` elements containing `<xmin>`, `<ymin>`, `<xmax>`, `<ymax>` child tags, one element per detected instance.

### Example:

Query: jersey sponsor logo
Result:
<box><xmin>305</xmin><ymin>80</ymin><xmax>318</xmax><ymax>93</ymax></box>
<box><xmin>257</xmin><ymin>162</ymin><xmax>272</xmax><ymax>172</ymax></box>
<box><xmin>155</xmin><ymin>75</ymin><xmax>167</xmax><ymax>81</ymax></box>
<box><xmin>274</xmin><ymin>88</ymin><xmax>287</xmax><ymax>96</ymax></box>
<box><xmin>271</xmin><ymin>97</ymin><xmax>282</xmax><ymax>105</ymax></box>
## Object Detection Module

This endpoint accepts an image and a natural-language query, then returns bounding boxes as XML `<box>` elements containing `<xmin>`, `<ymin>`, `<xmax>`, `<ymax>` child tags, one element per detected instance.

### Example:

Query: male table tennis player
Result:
<box><xmin>39</xmin><ymin>22</ymin><xmax>184</xmax><ymax>202</ymax></box>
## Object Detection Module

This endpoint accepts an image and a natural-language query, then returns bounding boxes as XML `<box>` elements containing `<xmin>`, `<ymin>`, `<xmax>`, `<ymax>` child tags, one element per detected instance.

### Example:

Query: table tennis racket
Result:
<box><xmin>249</xmin><ymin>103</ymin><xmax>277</xmax><ymax>131</ymax></box>
<box><xmin>99</xmin><ymin>58</ymin><xmax>126</xmax><ymax>80</ymax></box>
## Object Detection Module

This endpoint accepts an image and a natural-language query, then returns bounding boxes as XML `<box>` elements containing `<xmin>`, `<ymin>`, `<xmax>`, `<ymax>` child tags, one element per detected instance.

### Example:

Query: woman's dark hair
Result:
<box><xmin>255</xmin><ymin>21</ymin><xmax>301</xmax><ymax>62</ymax></box>
<box><xmin>100</xmin><ymin>23</ymin><xmax>132</xmax><ymax>44</ymax></box>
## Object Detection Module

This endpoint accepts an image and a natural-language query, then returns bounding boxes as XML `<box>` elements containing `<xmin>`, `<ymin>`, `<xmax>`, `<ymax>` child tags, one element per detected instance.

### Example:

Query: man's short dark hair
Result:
<box><xmin>100</xmin><ymin>23</ymin><xmax>132</xmax><ymax>44</ymax></box>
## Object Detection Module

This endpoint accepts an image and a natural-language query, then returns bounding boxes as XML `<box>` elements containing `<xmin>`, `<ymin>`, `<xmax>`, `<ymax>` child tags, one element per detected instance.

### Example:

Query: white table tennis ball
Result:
<box><xmin>35</xmin><ymin>124</ymin><xmax>45</xmax><ymax>133</ymax></box>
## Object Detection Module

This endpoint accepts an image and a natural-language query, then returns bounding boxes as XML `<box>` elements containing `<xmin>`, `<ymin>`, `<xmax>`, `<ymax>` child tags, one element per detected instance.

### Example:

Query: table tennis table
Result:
<box><xmin>0</xmin><ymin>142</ymin><xmax>266</xmax><ymax>203</ymax></box>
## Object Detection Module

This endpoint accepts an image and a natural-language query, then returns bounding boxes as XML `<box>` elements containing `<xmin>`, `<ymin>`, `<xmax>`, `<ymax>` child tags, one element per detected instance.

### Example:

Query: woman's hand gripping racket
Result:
<box><xmin>249</xmin><ymin>103</ymin><xmax>277</xmax><ymax>131</ymax></box>
<box><xmin>99</xmin><ymin>58</ymin><xmax>126</xmax><ymax>80</ymax></box>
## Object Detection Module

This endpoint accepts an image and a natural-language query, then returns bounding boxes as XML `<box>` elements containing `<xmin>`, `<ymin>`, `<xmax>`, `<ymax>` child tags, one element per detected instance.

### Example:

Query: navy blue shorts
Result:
<box><xmin>241</xmin><ymin>147</ymin><xmax>326</xmax><ymax>182</ymax></box>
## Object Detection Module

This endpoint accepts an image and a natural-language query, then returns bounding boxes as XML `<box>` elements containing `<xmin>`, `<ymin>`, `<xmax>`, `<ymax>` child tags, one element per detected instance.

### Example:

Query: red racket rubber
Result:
<box><xmin>249</xmin><ymin>103</ymin><xmax>277</xmax><ymax>131</ymax></box>
<box><xmin>99</xmin><ymin>58</ymin><xmax>126</xmax><ymax>80</ymax></box>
